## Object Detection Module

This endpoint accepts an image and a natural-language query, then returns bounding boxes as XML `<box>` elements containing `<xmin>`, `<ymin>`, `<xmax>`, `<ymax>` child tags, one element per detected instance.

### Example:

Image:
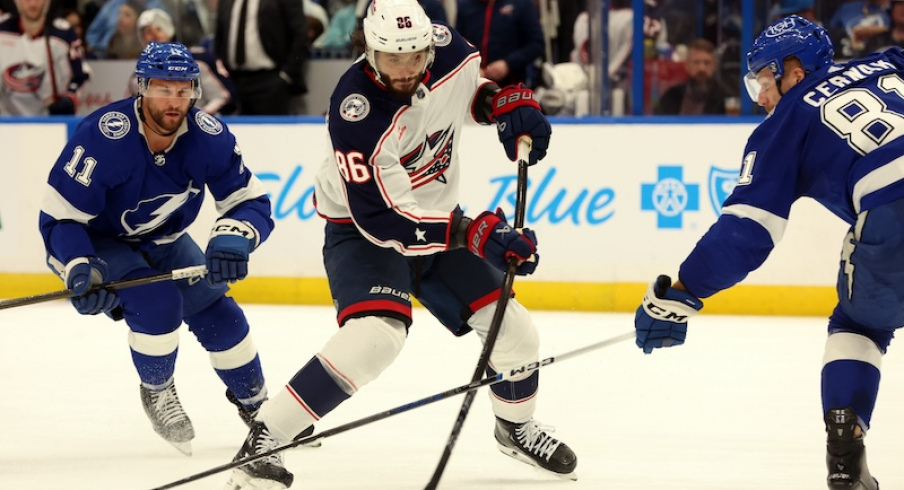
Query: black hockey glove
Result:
<box><xmin>48</xmin><ymin>93</ymin><xmax>78</xmax><ymax>115</ymax></box>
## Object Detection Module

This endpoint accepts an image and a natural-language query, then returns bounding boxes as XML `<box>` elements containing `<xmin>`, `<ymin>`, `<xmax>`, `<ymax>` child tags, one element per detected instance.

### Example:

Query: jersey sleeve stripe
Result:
<box><xmin>214</xmin><ymin>174</ymin><xmax>268</xmax><ymax>214</ymax></box>
<box><xmin>852</xmin><ymin>154</ymin><xmax>904</xmax><ymax>213</ymax></box>
<box><xmin>721</xmin><ymin>203</ymin><xmax>787</xmax><ymax>245</ymax></box>
<box><xmin>432</xmin><ymin>52</ymin><xmax>480</xmax><ymax>91</ymax></box>
<box><xmin>40</xmin><ymin>184</ymin><xmax>96</xmax><ymax>223</ymax></box>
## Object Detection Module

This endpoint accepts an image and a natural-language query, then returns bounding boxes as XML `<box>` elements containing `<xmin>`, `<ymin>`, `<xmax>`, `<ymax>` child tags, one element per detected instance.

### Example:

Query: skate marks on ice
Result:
<box><xmin>0</xmin><ymin>304</ymin><xmax>902</xmax><ymax>489</ymax></box>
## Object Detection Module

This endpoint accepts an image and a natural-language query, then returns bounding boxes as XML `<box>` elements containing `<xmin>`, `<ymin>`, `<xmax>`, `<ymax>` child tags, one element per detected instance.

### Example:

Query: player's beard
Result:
<box><xmin>147</xmin><ymin>102</ymin><xmax>188</xmax><ymax>133</ymax></box>
<box><xmin>383</xmin><ymin>73</ymin><xmax>425</xmax><ymax>99</ymax></box>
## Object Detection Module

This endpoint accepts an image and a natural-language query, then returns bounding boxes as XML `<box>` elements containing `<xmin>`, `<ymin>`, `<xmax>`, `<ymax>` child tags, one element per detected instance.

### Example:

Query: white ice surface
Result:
<box><xmin>1</xmin><ymin>303</ymin><xmax>902</xmax><ymax>490</ymax></box>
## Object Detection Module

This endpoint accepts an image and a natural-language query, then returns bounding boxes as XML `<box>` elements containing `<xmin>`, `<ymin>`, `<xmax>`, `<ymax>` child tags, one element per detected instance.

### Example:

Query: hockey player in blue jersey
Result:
<box><xmin>39</xmin><ymin>42</ymin><xmax>276</xmax><ymax>457</ymax></box>
<box><xmin>222</xmin><ymin>1</ymin><xmax>573</xmax><ymax>488</ymax></box>
<box><xmin>633</xmin><ymin>15</ymin><xmax>904</xmax><ymax>490</ymax></box>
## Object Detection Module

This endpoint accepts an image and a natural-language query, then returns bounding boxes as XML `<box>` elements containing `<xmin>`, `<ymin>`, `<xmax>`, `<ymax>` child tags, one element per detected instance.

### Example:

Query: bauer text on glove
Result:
<box><xmin>465</xmin><ymin>208</ymin><xmax>539</xmax><ymax>275</ymax></box>
<box><xmin>490</xmin><ymin>84</ymin><xmax>551</xmax><ymax>165</ymax></box>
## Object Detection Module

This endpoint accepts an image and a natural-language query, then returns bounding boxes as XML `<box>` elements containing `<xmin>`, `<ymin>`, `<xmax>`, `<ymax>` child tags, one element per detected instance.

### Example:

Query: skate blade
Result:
<box><xmin>223</xmin><ymin>468</ymin><xmax>288</xmax><ymax>490</ymax></box>
<box><xmin>496</xmin><ymin>444</ymin><xmax>578</xmax><ymax>481</ymax></box>
<box><xmin>167</xmin><ymin>440</ymin><xmax>193</xmax><ymax>456</ymax></box>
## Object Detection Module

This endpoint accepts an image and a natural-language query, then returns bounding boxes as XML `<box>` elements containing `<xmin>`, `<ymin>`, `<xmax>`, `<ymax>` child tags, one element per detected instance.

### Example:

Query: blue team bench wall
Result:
<box><xmin>0</xmin><ymin>115</ymin><xmax>843</xmax><ymax>317</ymax></box>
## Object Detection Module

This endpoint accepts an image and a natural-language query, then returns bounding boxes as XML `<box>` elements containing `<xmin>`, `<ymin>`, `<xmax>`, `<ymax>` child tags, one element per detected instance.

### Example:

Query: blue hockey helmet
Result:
<box><xmin>744</xmin><ymin>15</ymin><xmax>833</xmax><ymax>101</ymax></box>
<box><xmin>135</xmin><ymin>42</ymin><xmax>202</xmax><ymax>99</ymax></box>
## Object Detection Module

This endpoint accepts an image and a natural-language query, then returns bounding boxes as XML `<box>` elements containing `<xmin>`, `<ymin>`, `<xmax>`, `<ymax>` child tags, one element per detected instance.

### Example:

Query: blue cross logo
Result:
<box><xmin>641</xmin><ymin>166</ymin><xmax>699</xmax><ymax>229</ymax></box>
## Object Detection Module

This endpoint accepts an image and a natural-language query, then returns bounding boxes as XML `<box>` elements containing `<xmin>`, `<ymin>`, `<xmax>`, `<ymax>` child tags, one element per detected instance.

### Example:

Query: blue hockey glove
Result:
<box><xmin>63</xmin><ymin>257</ymin><xmax>120</xmax><ymax>315</ymax></box>
<box><xmin>466</xmin><ymin>208</ymin><xmax>539</xmax><ymax>275</ymax></box>
<box><xmin>635</xmin><ymin>275</ymin><xmax>703</xmax><ymax>354</ymax></box>
<box><xmin>205</xmin><ymin>218</ymin><xmax>258</xmax><ymax>285</ymax></box>
<box><xmin>490</xmin><ymin>84</ymin><xmax>551</xmax><ymax>165</ymax></box>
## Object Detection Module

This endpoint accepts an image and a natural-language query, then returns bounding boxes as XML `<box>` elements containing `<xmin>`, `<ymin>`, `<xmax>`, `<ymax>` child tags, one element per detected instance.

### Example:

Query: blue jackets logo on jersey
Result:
<box><xmin>641</xmin><ymin>166</ymin><xmax>699</xmax><ymax>229</ymax></box>
<box><xmin>3</xmin><ymin>63</ymin><xmax>43</xmax><ymax>92</ymax></box>
<box><xmin>707</xmin><ymin>166</ymin><xmax>738</xmax><ymax>216</ymax></box>
<box><xmin>433</xmin><ymin>25</ymin><xmax>452</xmax><ymax>47</ymax></box>
<box><xmin>340</xmin><ymin>94</ymin><xmax>370</xmax><ymax>122</ymax></box>
<box><xmin>98</xmin><ymin>111</ymin><xmax>131</xmax><ymax>139</ymax></box>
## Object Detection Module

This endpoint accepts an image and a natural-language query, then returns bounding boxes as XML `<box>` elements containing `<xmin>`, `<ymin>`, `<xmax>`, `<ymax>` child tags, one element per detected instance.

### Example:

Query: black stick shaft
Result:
<box><xmin>0</xmin><ymin>265</ymin><xmax>207</xmax><ymax>310</ymax></box>
<box><xmin>424</xmin><ymin>137</ymin><xmax>532</xmax><ymax>490</ymax></box>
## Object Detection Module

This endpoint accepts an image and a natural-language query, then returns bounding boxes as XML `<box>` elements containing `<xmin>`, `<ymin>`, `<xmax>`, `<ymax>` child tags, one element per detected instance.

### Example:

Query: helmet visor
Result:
<box><xmin>141</xmin><ymin>82</ymin><xmax>202</xmax><ymax>99</ymax></box>
<box><xmin>744</xmin><ymin>67</ymin><xmax>776</xmax><ymax>103</ymax></box>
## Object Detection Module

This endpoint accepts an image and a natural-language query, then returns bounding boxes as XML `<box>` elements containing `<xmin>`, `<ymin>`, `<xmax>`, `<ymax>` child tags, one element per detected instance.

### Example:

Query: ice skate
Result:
<box><xmin>224</xmin><ymin>422</ymin><xmax>294</xmax><ymax>490</ymax></box>
<box><xmin>140</xmin><ymin>382</ymin><xmax>194</xmax><ymax>456</ymax></box>
<box><xmin>826</xmin><ymin>408</ymin><xmax>879</xmax><ymax>490</ymax></box>
<box><xmin>494</xmin><ymin>417</ymin><xmax>578</xmax><ymax>480</ymax></box>
<box><xmin>225</xmin><ymin>390</ymin><xmax>321</xmax><ymax>448</ymax></box>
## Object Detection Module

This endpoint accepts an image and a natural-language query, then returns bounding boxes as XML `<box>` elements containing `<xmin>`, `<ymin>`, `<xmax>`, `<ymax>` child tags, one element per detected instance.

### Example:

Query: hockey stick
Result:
<box><xmin>146</xmin><ymin>331</ymin><xmax>635</xmax><ymax>490</ymax></box>
<box><xmin>424</xmin><ymin>137</ymin><xmax>532</xmax><ymax>490</ymax></box>
<box><xmin>0</xmin><ymin>265</ymin><xmax>208</xmax><ymax>311</ymax></box>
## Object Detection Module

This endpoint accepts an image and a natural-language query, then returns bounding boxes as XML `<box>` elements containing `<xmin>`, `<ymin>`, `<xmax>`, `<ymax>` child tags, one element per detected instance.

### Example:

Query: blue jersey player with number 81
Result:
<box><xmin>634</xmin><ymin>15</ymin><xmax>904</xmax><ymax>490</ymax></box>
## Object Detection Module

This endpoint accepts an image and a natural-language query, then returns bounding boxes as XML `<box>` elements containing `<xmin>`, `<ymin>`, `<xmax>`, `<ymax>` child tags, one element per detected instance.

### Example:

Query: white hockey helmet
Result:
<box><xmin>363</xmin><ymin>0</ymin><xmax>435</xmax><ymax>79</ymax></box>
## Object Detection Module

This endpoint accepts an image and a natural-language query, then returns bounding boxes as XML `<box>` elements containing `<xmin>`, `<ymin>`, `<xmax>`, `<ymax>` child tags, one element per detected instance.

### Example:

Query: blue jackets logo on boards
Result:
<box><xmin>641</xmin><ymin>165</ymin><xmax>699</xmax><ymax>229</ymax></box>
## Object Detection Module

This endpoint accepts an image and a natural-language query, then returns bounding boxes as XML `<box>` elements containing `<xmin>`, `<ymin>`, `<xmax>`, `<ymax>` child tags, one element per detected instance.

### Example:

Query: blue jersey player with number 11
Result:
<box><xmin>38</xmin><ymin>42</ymin><xmax>277</xmax><ymax>457</ymax></box>
<box><xmin>634</xmin><ymin>15</ymin><xmax>904</xmax><ymax>490</ymax></box>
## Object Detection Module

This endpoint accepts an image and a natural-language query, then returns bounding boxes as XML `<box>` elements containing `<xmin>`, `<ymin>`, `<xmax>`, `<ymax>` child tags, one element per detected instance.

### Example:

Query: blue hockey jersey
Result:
<box><xmin>40</xmin><ymin>98</ymin><xmax>273</xmax><ymax>270</ymax></box>
<box><xmin>681</xmin><ymin>47</ymin><xmax>904</xmax><ymax>298</ymax></box>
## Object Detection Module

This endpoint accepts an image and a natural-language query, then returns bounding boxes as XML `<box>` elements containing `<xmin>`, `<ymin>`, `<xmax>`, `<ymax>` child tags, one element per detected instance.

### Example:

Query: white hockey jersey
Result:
<box><xmin>314</xmin><ymin>23</ymin><xmax>493</xmax><ymax>256</ymax></box>
<box><xmin>0</xmin><ymin>14</ymin><xmax>89</xmax><ymax>115</ymax></box>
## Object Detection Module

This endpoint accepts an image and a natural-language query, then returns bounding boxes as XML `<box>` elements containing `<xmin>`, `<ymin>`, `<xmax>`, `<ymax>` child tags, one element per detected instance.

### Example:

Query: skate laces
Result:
<box><xmin>151</xmin><ymin>385</ymin><xmax>189</xmax><ymax>426</ymax></box>
<box><xmin>514</xmin><ymin>420</ymin><xmax>562</xmax><ymax>462</ymax></box>
<box><xmin>248</xmin><ymin>425</ymin><xmax>285</xmax><ymax>466</ymax></box>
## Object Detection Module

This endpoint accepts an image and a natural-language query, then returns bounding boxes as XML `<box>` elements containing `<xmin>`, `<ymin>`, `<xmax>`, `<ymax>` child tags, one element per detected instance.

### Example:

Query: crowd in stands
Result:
<box><xmin>2</xmin><ymin>0</ymin><xmax>904</xmax><ymax>116</ymax></box>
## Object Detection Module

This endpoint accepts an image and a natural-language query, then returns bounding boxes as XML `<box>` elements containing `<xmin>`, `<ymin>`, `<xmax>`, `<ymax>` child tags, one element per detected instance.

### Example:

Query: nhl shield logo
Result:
<box><xmin>708</xmin><ymin>166</ymin><xmax>738</xmax><ymax>215</ymax></box>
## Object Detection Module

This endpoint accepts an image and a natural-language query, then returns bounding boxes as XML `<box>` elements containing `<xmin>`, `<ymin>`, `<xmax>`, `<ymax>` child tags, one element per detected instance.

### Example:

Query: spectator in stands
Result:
<box><xmin>106</xmin><ymin>1</ymin><xmax>145</xmax><ymax>59</ymax></box>
<box><xmin>864</xmin><ymin>0</ymin><xmax>904</xmax><ymax>52</ymax></box>
<box><xmin>829</xmin><ymin>0</ymin><xmax>890</xmax><ymax>57</ymax></box>
<box><xmin>61</xmin><ymin>8</ymin><xmax>86</xmax><ymax>43</ymax></box>
<box><xmin>456</xmin><ymin>0</ymin><xmax>544</xmax><ymax>87</ymax></box>
<box><xmin>304</xmin><ymin>0</ymin><xmax>329</xmax><ymax>45</ymax></box>
<box><xmin>315</xmin><ymin>0</ymin><xmax>355</xmax><ymax>48</ymax></box>
<box><xmin>86</xmin><ymin>0</ymin><xmax>168</xmax><ymax>58</ymax></box>
<box><xmin>134</xmin><ymin>8</ymin><xmax>232</xmax><ymax>114</ymax></box>
<box><xmin>655</xmin><ymin>38</ymin><xmax>731</xmax><ymax>115</ymax></box>
<box><xmin>215</xmin><ymin>0</ymin><xmax>309</xmax><ymax>114</ymax></box>
<box><xmin>0</xmin><ymin>0</ymin><xmax>90</xmax><ymax>115</ymax></box>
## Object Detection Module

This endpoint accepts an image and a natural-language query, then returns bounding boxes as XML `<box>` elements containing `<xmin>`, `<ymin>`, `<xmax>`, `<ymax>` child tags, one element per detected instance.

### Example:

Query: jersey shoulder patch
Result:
<box><xmin>194</xmin><ymin>110</ymin><xmax>223</xmax><ymax>135</ymax></box>
<box><xmin>339</xmin><ymin>93</ymin><xmax>370</xmax><ymax>122</ymax></box>
<box><xmin>432</xmin><ymin>24</ymin><xmax>452</xmax><ymax>47</ymax></box>
<box><xmin>98</xmin><ymin>111</ymin><xmax>131</xmax><ymax>140</ymax></box>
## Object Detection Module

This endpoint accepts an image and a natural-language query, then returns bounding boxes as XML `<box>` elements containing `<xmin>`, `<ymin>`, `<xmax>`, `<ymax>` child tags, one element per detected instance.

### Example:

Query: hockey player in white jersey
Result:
<box><xmin>40</xmin><ymin>42</ymin><xmax>276</xmax><ymax>456</ymax></box>
<box><xmin>0</xmin><ymin>0</ymin><xmax>89</xmax><ymax>115</ymax></box>
<box><xmin>223</xmin><ymin>1</ymin><xmax>574</xmax><ymax>488</ymax></box>
<box><xmin>634</xmin><ymin>15</ymin><xmax>904</xmax><ymax>490</ymax></box>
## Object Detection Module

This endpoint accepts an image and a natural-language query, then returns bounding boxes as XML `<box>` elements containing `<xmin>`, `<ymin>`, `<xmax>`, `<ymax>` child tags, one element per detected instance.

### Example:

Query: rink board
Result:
<box><xmin>0</xmin><ymin>117</ymin><xmax>847</xmax><ymax>315</ymax></box>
